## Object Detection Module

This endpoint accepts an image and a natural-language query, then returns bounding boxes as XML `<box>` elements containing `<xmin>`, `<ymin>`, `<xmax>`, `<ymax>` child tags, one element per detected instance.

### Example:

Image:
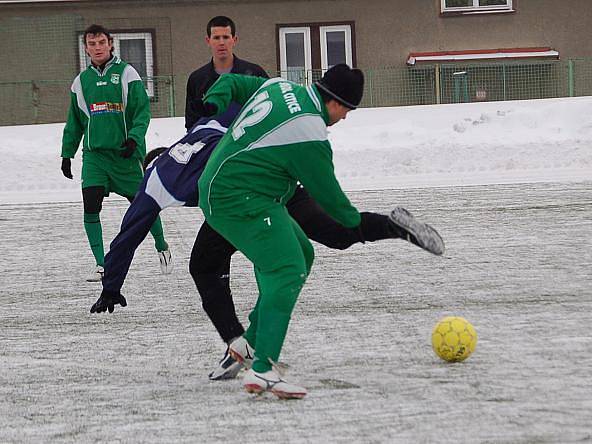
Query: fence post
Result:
<box><xmin>435</xmin><ymin>64</ymin><xmax>441</xmax><ymax>105</ymax></box>
<box><xmin>31</xmin><ymin>81</ymin><xmax>40</xmax><ymax>124</ymax></box>
<box><xmin>502</xmin><ymin>65</ymin><xmax>507</xmax><ymax>101</ymax></box>
<box><xmin>368</xmin><ymin>69</ymin><xmax>373</xmax><ymax>107</ymax></box>
<box><xmin>168</xmin><ymin>76</ymin><xmax>175</xmax><ymax>117</ymax></box>
<box><xmin>567</xmin><ymin>60</ymin><xmax>575</xmax><ymax>97</ymax></box>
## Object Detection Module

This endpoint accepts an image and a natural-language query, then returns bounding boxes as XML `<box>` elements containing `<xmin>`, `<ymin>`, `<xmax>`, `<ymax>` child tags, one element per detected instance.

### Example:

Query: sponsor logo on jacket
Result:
<box><xmin>90</xmin><ymin>102</ymin><xmax>124</xmax><ymax>115</ymax></box>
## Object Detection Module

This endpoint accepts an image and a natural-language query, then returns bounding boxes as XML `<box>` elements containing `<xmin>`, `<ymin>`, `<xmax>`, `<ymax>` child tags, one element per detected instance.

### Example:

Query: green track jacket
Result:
<box><xmin>61</xmin><ymin>56</ymin><xmax>150</xmax><ymax>159</ymax></box>
<box><xmin>198</xmin><ymin>74</ymin><xmax>361</xmax><ymax>229</ymax></box>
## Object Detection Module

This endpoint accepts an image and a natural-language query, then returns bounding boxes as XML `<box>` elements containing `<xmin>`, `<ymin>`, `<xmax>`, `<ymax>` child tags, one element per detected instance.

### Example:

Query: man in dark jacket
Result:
<box><xmin>185</xmin><ymin>16</ymin><xmax>268</xmax><ymax>130</ymax></box>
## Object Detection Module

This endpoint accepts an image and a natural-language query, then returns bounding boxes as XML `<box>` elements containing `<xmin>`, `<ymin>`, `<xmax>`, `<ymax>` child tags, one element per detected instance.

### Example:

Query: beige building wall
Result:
<box><xmin>4</xmin><ymin>0</ymin><xmax>583</xmax><ymax>68</ymax></box>
<box><xmin>1</xmin><ymin>0</ymin><xmax>590</xmax><ymax>123</ymax></box>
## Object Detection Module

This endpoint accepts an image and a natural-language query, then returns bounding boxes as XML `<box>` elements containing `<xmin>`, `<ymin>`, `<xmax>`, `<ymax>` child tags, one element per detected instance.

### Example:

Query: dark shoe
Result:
<box><xmin>388</xmin><ymin>207</ymin><xmax>445</xmax><ymax>255</ymax></box>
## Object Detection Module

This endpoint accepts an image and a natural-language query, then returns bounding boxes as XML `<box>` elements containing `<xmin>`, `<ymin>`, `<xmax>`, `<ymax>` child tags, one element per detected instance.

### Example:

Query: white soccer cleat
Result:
<box><xmin>158</xmin><ymin>249</ymin><xmax>173</xmax><ymax>274</ymax></box>
<box><xmin>388</xmin><ymin>207</ymin><xmax>445</xmax><ymax>256</ymax></box>
<box><xmin>243</xmin><ymin>368</ymin><xmax>307</xmax><ymax>399</ymax></box>
<box><xmin>208</xmin><ymin>346</ymin><xmax>243</xmax><ymax>381</ymax></box>
<box><xmin>86</xmin><ymin>265</ymin><xmax>104</xmax><ymax>282</ymax></box>
<box><xmin>228</xmin><ymin>336</ymin><xmax>255</xmax><ymax>369</ymax></box>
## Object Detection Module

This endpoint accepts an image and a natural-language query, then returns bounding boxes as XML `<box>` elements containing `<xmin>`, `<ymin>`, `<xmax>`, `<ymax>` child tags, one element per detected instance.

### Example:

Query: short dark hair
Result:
<box><xmin>143</xmin><ymin>147</ymin><xmax>168</xmax><ymax>171</ymax></box>
<box><xmin>83</xmin><ymin>24</ymin><xmax>112</xmax><ymax>45</ymax></box>
<box><xmin>206</xmin><ymin>16</ymin><xmax>236</xmax><ymax>37</ymax></box>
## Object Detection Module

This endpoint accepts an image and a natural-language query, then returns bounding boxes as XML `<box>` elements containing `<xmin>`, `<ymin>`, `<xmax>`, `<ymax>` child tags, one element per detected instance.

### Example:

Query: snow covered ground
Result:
<box><xmin>0</xmin><ymin>97</ymin><xmax>591</xmax><ymax>443</ymax></box>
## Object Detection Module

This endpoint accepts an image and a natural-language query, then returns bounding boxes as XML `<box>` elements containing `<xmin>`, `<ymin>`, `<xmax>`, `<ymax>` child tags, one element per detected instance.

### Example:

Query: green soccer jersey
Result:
<box><xmin>198</xmin><ymin>74</ymin><xmax>361</xmax><ymax>229</ymax></box>
<box><xmin>61</xmin><ymin>56</ymin><xmax>150</xmax><ymax>159</ymax></box>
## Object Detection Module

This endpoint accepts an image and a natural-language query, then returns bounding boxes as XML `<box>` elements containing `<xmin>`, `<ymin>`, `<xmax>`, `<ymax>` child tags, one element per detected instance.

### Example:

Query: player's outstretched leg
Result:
<box><xmin>388</xmin><ymin>207</ymin><xmax>445</xmax><ymax>255</ymax></box>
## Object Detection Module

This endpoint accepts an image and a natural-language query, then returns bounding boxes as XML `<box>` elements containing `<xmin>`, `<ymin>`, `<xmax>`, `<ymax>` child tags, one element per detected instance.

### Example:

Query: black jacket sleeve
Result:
<box><xmin>185</xmin><ymin>67</ymin><xmax>210</xmax><ymax>130</ymax></box>
<box><xmin>185</xmin><ymin>57</ymin><xmax>269</xmax><ymax>130</ymax></box>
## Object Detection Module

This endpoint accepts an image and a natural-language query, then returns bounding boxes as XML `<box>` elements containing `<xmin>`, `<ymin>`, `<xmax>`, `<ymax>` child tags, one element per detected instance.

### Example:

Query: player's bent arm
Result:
<box><xmin>124</xmin><ymin>71</ymin><xmax>151</xmax><ymax>149</ymax></box>
<box><xmin>203</xmin><ymin>74</ymin><xmax>268</xmax><ymax>115</ymax></box>
<box><xmin>286</xmin><ymin>140</ymin><xmax>361</xmax><ymax>229</ymax></box>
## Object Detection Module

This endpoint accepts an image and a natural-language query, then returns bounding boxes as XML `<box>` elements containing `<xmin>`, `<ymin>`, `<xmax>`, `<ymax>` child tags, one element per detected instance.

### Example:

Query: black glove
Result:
<box><xmin>120</xmin><ymin>138</ymin><xmax>137</xmax><ymax>158</ymax></box>
<box><xmin>61</xmin><ymin>157</ymin><xmax>73</xmax><ymax>179</ymax></box>
<box><xmin>90</xmin><ymin>289</ymin><xmax>127</xmax><ymax>314</ymax></box>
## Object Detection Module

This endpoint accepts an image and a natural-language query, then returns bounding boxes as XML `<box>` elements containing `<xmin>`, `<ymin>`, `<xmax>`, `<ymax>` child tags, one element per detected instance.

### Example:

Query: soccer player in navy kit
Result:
<box><xmin>91</xmin><ymin>101</ymin><xmax>443</xmax><ymax>382</ymax></box>
<box><xmin>93</xmin><ymin>104</ymin><xmax>241</xmax><ymax>301</ymax></box>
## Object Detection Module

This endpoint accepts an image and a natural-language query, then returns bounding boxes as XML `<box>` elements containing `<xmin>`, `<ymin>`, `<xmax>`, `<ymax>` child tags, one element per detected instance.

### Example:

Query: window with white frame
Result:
<box><xmin>279</xmin><ymin>27</ymin><xmax>312</xmax><ymax>85</ymax></box>
<box><xmin>441</xmin><ymin>0</ymin><xmax>513</xmax><ymax>13</ymax></box>
<box><xmin>78</xmin><ymin>31</ymin><xmax>155</xmax><ymax>97</ymax></box>
<box><xmin>278</xmin><ymin>23</ymin><xmax>354</xmax><ymax>85</ymax></box>
<box><xmin>320</xmin><ymin>25</ymin><xmax>353</xmax><ymax>74</ymax></box>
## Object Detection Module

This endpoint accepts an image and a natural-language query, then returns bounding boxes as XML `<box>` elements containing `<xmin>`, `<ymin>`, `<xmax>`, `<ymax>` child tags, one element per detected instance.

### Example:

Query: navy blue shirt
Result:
<box><xmin>102</xmin><ymin>104</ymin><xmax>240</xmax><ymax>293</ymax></box>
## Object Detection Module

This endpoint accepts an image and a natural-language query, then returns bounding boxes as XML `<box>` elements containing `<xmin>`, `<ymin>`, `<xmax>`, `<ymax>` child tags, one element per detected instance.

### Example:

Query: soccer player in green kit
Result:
<box><xmin>61</xmin><ymin>24</ymin><xmax>171</xmax><ymax>281</ymax></box>
<box><xmin>199</xmin><ymin>65</ymin><xmax>445</xmax><ymax>398</ymax></box>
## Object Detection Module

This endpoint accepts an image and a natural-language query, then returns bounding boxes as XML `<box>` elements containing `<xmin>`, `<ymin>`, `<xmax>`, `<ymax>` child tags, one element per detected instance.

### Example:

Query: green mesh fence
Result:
<box><xmin>363</xmin><ymin>66</ymin><xmax>437</xmax><ymax>107</ymax></box>
<box><xmin>0</xmin><ymin>14</ymin><xmax>173</xmax><ymax>125</ymax></box>
<box><xmin>277</xmin><ymin>60</ymin><xmax>592</xmax><ymax>108</ymax></box>
<box><xmin>570</xmin><ymin>58</ymin><xmax>592</xmax><ymax>97</ymax></box>
<box><xmin>2</xmin><ymin>15</ymin><xmax>592</xmax><ymax>126</ymax></box>
<box><xmin>0</xmin><ymin>77</ymin><xmax>174</xmax><ymax>126</ymax></box>
<box><xmin>437</xmin><ymin>61</ymin><xmax>565</xmax><ymax>103</ymax></box>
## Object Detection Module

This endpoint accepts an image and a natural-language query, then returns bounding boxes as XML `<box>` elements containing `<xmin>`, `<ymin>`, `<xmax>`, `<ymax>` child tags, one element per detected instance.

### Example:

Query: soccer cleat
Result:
<box><xmin>86</xmin><ymin>265</ymin><xmax>104</xmax><ymax>282</ymax></box>
<box><xmin>228</xmin><ymin>336</ymin><xmax>255</xmax><ymax>369</ymax></box>
<box><xmin>208</xmin><ymin>347</ymin><xmax>243</xmax><ymax>381</ymax></box>
<box><xmin>243</xmin><ymin>368</ymin><xmax>307</xmax><ymax>399</ymax></box>
<box><xmin>158</xmin><ymin>249</ymin><xmax>173</xmax><ymax>274</ymax></box>
<box><xmin>388</xmin><ymin>207</ymin><xmax>445</xmax><ymax>256</ymax></box>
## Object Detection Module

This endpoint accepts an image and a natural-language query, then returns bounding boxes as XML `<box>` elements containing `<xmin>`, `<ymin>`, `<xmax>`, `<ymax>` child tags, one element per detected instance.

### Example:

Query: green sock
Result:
<box><xmin>83</xmin><ymin>212</ymin><xmax>104</xmax><ymax>266</ymax></box>
<box><xmin>149</xmin><ymin>215</ymin><xmax>168</xmax><ymax>252</ymax></box>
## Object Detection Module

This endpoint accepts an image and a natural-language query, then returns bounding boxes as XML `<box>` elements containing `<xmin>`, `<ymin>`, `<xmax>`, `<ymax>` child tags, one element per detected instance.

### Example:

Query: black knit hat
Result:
<box><xmin>315</xmin><ymin>64</ymin><xmax>364</xmax><ymax>110</ymax></box>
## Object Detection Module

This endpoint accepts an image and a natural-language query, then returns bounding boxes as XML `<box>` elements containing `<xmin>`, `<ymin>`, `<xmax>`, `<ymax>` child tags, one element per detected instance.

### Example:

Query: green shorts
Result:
<box><xmin>81</xmin><ymin>149</ymin><xmax>144</xmax><ymax>198</ymax></box>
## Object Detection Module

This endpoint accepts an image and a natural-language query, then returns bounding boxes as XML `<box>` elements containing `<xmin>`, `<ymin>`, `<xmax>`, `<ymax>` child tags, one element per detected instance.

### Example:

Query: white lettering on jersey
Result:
<box><xmin>232</xmin><ymin>91</ymin><xmax>272</xmax><ymax>141</ymax></box>
<box><xmin>169</xmin><ymin>142</ymin><xmax>205</xmax><ymax>164</ymax></box>
<box><xmin>279</xmin><ymin>82</ymin><xmax>301</xmax><ymax>114</ymax></box>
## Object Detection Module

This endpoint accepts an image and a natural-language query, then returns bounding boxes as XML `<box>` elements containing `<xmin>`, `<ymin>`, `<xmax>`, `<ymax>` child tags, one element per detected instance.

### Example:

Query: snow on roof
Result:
<box><xmin>407</xmin><ymin>47</ymin><xmax>559</xmax><ymax>65</ymax></box>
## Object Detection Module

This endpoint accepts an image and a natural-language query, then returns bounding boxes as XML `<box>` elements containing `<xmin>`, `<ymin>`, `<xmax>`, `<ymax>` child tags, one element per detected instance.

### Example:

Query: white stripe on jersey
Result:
<box><xmin>248</xmin><ymin>113</ymin><xmax>327</xmax><ymax>151</ymax></box>
<box><xmin>190</xmin><ymin>119</ymin><xmax>228</xmax><ymax>135</ymax></box>
<box><xmin>306</xmin><ymin>85</ymin><xmax>322</xmax><ymax>112</ymax></box>
<box><xmin>71</xmin><ymin>75</ymin><xmax>90</xmax><ymax>118</ymax></box>
<box><xmin>145</xmin><ymin>167</ymin><xmax>185</xmax><ymax>209</ymax></box>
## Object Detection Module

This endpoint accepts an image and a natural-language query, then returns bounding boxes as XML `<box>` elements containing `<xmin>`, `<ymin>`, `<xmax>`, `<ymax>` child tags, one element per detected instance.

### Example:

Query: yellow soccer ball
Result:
<box><xmin>431</xmin><ymin>316</ymin><xmax>477</xmax><ymax>362</ymax></box>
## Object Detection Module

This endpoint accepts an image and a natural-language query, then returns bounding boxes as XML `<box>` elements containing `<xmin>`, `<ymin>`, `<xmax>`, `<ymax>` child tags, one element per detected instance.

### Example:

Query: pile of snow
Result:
<box><xmin>0</xmin><ymin>96</ymin><xmax>590</xmax><ymax>204</ymax></box>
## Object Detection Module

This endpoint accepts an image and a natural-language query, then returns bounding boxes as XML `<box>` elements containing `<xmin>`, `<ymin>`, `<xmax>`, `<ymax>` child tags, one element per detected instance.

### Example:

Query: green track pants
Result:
<box><xmin>206</xmin><ymin>204</ymin><xmax>314</xmax><ymax>373</ymax></box>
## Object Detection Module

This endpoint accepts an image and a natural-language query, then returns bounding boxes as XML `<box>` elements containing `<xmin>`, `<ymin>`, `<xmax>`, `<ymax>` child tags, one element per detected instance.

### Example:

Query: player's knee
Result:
<box><xmin>82</xmin><ymin>186</ymin><xmax>104</xmax><ymax>214</ymax></box>
<box><xmin>189</xmin><ymin>254</ymin><xmax>208</xmax><ymax>282</ymax></box>
<box><xmin>192</xmin><ymin>269</ymin><xmax>217</xmax><ymax>290</ymax></box>
<box><xmin>193</xmin><ymin>272</ymin><xmax>228</xmax><ymax>306</ymax></box>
